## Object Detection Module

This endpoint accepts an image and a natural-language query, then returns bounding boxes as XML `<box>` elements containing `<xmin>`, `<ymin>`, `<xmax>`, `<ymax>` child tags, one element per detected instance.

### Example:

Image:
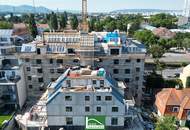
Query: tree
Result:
<box><xmin>104</xmin><ymin>21</ymin><xmax>116</xmax><ymax>32</ymax></box>
<box><xmin>21</xmin><ymin>14</ymin><xmax>30</xmax><ymax>23</ymax></box>
<box><xmin>70</xmin><ymin>15</ymin><xmax>78</xmax><ymax>30</ymax></box>
<box><xmin>94</xmin><ymin>21</ymin><xmax>103</xmax><ymax>32</ymax></box>
<box><xmin>149</xmin><ymin>44</ymin><xmax>165</xmax><ymax>59</ymax></box>
<box><xmin>64</xmin><ymin>11</ymin><xmax>68</xmax><ymax>22</ymax></box>
<box><xmin>28</xmin><ymin>14</ymin><xmax>38</xmax><ymax>38</ymax></box>
<box><xmin>49</xmin><ymin>12</ymin><xmax>58</xmax><ymax>31</ymax></box>
<box><xmin>88</xmin><ymin>17</ymin><xmax>96</xmax><ymax>32</ymax></box>
<box><xmin>182</xmin><ymin>38</ymin><xmax>190</xmax><ymax>50</ymax></box>
<box><xmin>0</xmin><ymin>21</ymin><xmax>13</xmax><ymax>29</ymax></box>
<box><xmin>60</xmin><ymin>14</ymin><xmax>67</xmax><ymax>30</ymax></box>
<box><xmin>134</xmin><ymin>30</ymin><xmax>157</xmax><ymax>47</ymax></box>
<box><xmin>150</xmin><ymin>13</ymin><xmax>177</xmax><ymax>29</ymax></box>
<box><xmin>128</xmin><ymin>20</ymin><xmax>141</xmax><ymax>36</ymax></box>
<box><xmin>146</xmin><ymin>72</ymin><xmax>165</xmax><ymax>93</ymax></box>
<box><xmin>156</xmin><ymin>116</ymin><xmax>176</xmax><ymax>130</ymax></box>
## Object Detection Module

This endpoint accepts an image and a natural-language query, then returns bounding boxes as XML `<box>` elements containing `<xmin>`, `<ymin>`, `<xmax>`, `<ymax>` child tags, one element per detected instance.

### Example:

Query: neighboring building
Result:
<box><xmin>0</xmin><ymin>65</ymin><xmax>26</xmax><ymax>110</ymax></box>
<box><xmin>180</xmin><ymin>64</ymin><xmax>190</xmax><ymax>88</ymax></box>
<box><xmin>155</xmin><ymin>88</ymin><xmax>190</xmax><ymax>125</ymax></box>
<box><xmin>16</xmin><ymin>67</ymin><xmax>136</xmax><ymax>130</ymax></box>
<box><xmin>37</xmin><ymin>24</ymin><xmax>50</xmax><ymax>35</ymax></box>
<box><xmin>0</xmin><ymin>29</ymin><xmax>27</xmax><ymax>111</ymax></box>
<box><xmin>152</xmin><ymin>27</ymin><xmax>176</xmax><ymax>39</ymax></box>
<box><xmin>17</xmin><ymin>30</ymin><xmax>146</xmax><ymax>105</ymax></box>
<box><xmin>183</xmin><ymin>0</ymin><xmax>190</xmax><ymax>18</ymax></box>
<box><xmin>13</xmin><ymin>23</ymin><xmax>32</xmax><ymax>43</ymax></box>
<box><xmin>178</xmin><ymin>0</ymin><xmax>190</xmax><ymax>27</ymax></box>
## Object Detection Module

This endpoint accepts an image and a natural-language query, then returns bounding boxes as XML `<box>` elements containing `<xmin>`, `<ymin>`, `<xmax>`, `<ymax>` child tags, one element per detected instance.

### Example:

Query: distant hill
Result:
<box><xmin>0</xmin><ymin>5</ymin><xmax>52</xmax><ymax>14</ymax></box>
<box><xmin>110</xmin><ymin>9</ymin><xmax>182</xmax><ymax>15</ymax></box>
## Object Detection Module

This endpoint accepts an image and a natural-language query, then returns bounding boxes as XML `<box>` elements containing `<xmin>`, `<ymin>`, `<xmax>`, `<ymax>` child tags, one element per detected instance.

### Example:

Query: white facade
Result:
<box><xmin>180</xmin><ymin>64</ymin><xmax>190</xmax><ymax>88</ymax></box>
<box><xmin>184</xmin><ymin>0</ymin><xmax>190</xmax><ymax>17</ymax></box>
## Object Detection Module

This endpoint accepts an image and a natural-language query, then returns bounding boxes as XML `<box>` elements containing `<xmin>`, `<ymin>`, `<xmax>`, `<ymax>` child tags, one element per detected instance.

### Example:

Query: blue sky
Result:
<box><xmin>0</xmin><ymin>0</ymin><xmax>184</xmax><ymax>12</ymax></box>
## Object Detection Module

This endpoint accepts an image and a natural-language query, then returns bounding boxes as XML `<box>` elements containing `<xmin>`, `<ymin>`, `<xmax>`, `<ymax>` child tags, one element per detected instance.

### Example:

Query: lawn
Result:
<box><xmin>0</xmin><ymin>115</ymin><xmax>12</xmax><ymax>128</ymax></box>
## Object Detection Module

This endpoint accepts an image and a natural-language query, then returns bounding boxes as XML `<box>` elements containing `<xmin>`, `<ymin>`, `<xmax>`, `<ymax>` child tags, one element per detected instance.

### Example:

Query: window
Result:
<box><xmin>26</xmin><ymin>67</ymin><xmax>31</xmax><ymax>71</ymax></box>
<box><xmin>38</xmin><ymin>77</ymin><xmax>44</xmax><ymax>82</ymax></box>
<box><xmin>37</xmin><ymin>68</ymin><xmax>43</xmax><ymax>73</ymax></box>
<box><xmin>57</xmin><ymin>59</ymin><xmax>63</xmax><ymax>64</ymax></box>
<box><xmin>125</xmin><ymin>69</ymin><xmax>130</xmax><ymax>74</ymax></box>
<box><xmin>49</xmin><ymin>59</ymin><xmax>53</xmax><ymax>64</ymax></box>
<box><xmin>36</xmin><ymin>59</ymin><xmax>42</xmax><ymax>64</ymax></box>
<box><xmin>66</xmin><ymin>117</ymin><xmax>73</xmax><ymax>125</ymax></box>
<box><xmin>111</xmin><ymin>118</ymin><xmax>118</xmax><ymax>125</ymax></box>
<box><xmin>172</xmin><ymin>107</ymin><xmax>179</xmax><ymax>112</ymax></box>
<box><xmin>65</xmin><ymin>96</ymin><xmax>72</xmax><ymax>101</ymax></box>
<box><xmin>113</xmin><ymin>59</ymin><xmax>119</xmax><ymax>65</ymax></box>
<box><xmin>115</xmin><ymin>78</ymin><xmax>119</xmax><ymax>81</ymax></box>
<box><xmin>51</xmin><ymin>78</ymin><xmax>56</xmax><ymax>82</ymax></box>
<box><xmin>85</xmin><ymin>96</ymin><xmax>90</xmax><ymax>101</ymax></box>
<box><xmin>57</xmin><ymin>68</ymin><xmax>64</xmax><ymax>74</ymax></box>
<box><xmin>85</xmin><ymin>106</ymin><xmax>90</xmax><ymax>112</ymax></box>
<box><xmin>113</xmin><ymin>69</ymin><xmax>119</xmax><ymax>74</ymax></box>
<box><xmin>125</xmin><ymin>78</ymin><xmax>130</xmax><ymax>83</ymax></box>
<box><xmin>0</xmin><ymin>71</ymin><xmax>5</xmax><ymax>78</ymax></box>
<box><xmin>100</xmin><ymin>80</ymin><xmax>104</xmax><ymax>87</ymax></box>
<box><xmin>96</xmin><ymin>107</ymin><xmax>101</xmax><ymax>112</ymax></box>
<box><xmin>28</xmin><ymin>76</ymin><xmax>32</xmax><ymax>80</ymax></box>
<box><xmin>137</xmin><ymin>59</ymin><xmax>141</xmax><ymax>63</ymax></box>
<box><xmin>29</xmin><ymin>85</ymin><xmax>33</xmax><ymax>89</ymax></box>
<box><xmin>112</xmin><ymin>107</ymin><xmax>119</xmax><ymax>112</ymax></box>
<box><xmin>96</xmin><ymin>96</ymin><xmax>101</xmax><ymax>101</ymax></box>
<box><xmin>68</xmin><ymin>48</ymin><xmax>75</xmax><ymax>54</ymax></box>
<box><xmin>37</xmin><ymin>48</ymin><xmax>41</xmax><ymax>54</ymax></box>
<box><xmin>105</xmin><ymin>96</ymin><xmax>112</xmax><ymax>101</ymax></box>
<box><xmin>25</xmin><ymin>58</ymin><xmax>30</xmax><ymax>62</ymax></box>
<box><xmin>125</xmin><ymin>59</ymin><xmax>131</xmax><ymax>63</ymax></box>
<box><xmin>66</xmin><ymin>80</ymin><xmax>71</xmax><ymax>87</ymax></box>
<box><xmin>50</xmin><ymin>69</ymin><xmax>54</xmax><ymax>73</ymax></box>
<box><xmin>92</xmin><ymin>80</ymin><xmax>96</xmax><ymax>85</ymax></box>
<box><xmin>66</xmin><ymin>107</ymin><xmax>72</xmax><ymax>112</ymax></box>
<box><xmin>110</xmin><ymin>49</ymin><xmax>119</xmax><ymax>55</ymax></box>
<box><xmin>73</xmin><ymin>59</ymin><xmax>79</xmax><ymax>63</ymax></box>
<box><xmin>136</xmin><ymin>68</ymin><xmax>140</xmax><ymax>72</ymax></box>
<box><xmin>136</xmin><ymin>77</ymin><xmax>139</xmax><ymax>81</ymax></box>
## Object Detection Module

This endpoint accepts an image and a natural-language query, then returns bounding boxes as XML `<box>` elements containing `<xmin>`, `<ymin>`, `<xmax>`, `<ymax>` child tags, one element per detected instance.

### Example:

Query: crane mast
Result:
<box><xmin>81</xmin><ymin>0</ymin><xmax>89</xmax><ymax>32</ymax></box>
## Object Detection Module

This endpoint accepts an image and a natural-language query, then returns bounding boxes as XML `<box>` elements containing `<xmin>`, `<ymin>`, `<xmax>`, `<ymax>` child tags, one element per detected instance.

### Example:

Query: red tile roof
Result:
<box><xmin>155</xmin><ymin>88</ymin><xmax>190</xmax><ymax>120</ymax></box>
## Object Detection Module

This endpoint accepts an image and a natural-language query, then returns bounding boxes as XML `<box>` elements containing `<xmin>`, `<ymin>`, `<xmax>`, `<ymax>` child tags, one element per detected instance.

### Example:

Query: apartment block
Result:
<box><xmin>16</xmin><ymin>67</ymin><xmax>135</xmax><ymax>130</ymax></box>
<box><xmin>17</xmin><ymin>30</ymin><xmax>146</xmax><ymax>105</ymax></box>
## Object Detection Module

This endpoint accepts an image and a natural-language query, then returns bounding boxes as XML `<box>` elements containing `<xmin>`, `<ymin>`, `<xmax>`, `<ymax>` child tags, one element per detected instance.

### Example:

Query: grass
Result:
<box><xmin>0</xmin><ymin>115</ymin><xmax>12</xmax><ymax>128</ymax></box>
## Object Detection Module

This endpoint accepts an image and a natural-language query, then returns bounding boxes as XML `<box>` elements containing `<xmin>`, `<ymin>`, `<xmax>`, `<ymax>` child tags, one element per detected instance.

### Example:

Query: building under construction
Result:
<box><xmin>17</xmin><ymin>0</ymin><xmax>146</xmax><ymax>106</ymax></box>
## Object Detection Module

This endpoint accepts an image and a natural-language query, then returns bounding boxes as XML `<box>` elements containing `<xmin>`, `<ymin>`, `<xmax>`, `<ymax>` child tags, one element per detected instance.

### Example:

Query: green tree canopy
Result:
<box><xmin>134</xmin><ymin>30</ymin><xmax>157</xmax><ymax>47</ymax></box>
<box><xmin>149</xmin><ymin>44</ymin><xmax>165</xmax><ymax>59</ymax></box>
<box><xmin>0</xmin><ymin>21</ymin><xmax>13</xmax><ymax>29</ymax></box>
<box><xmin>70</xmin><ymin>15</ymin><xmax>78</xmax><ymax>30</ymax></box>
<box><xmin>150</xmin><ymin>13</ymin><xmax>177</xmax><ymax>29</ymax></box>
<box><xmin>156</xmin><ymin>116</ymin><xmax>176</xmax><ymax>130</ymax></box>
<box><xmin>49</xmin><ymin>12</ymin><xmax>58</xmax><ymax>31</ymax></box>
<box><xmin>28</xmin><ymin>14</ymin><xmax>38</xmax><ymax>38</ymax></box>
<box><xmin>60</xmin><ymin>14</ymin><xmax>67</xmax><ymax>30</ymax></box>
<box><xmin>182</xmin><ymin>38</ymin><xmax>190</xmax><ymax>50</ymax></box>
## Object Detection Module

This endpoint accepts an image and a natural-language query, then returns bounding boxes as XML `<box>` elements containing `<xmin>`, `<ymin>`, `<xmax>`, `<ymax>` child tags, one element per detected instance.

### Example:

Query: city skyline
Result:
<box><xmin>0</xmin><ymin>0</ymin><xmax>184</xmax><ymax>12</ymax></box>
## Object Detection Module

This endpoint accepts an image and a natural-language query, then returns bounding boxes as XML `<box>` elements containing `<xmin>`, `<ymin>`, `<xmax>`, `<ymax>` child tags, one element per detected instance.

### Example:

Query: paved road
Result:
<box><xmin>146</xmin><ymin>53</ymin><xmax>190</xmax><ymax>64</ymax></box>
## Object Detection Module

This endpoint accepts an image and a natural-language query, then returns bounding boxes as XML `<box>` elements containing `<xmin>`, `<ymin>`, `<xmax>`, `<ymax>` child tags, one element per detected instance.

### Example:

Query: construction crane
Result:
<box><xmin>81</xmin><ymin>0</ymin><xmax>89</xmax><ymax>32</ymax></box>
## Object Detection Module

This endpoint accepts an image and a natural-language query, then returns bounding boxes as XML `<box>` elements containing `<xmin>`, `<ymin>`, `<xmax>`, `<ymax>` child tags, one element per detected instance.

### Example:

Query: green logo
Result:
<box><xmin>85</xmin><ymin>116</ymin><xmax>105</xmax><ymax>130</ymax></box>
